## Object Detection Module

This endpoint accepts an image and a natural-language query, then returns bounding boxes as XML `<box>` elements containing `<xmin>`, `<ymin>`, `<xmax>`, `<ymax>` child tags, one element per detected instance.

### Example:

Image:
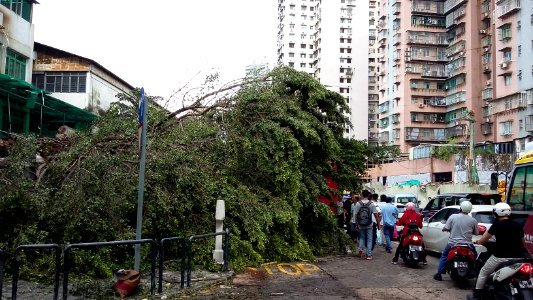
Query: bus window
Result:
<box><xmin>526</xmin><ymin>166</ymin><xmax>533</xmax><ymax>210</ymax></box>
<box><xmin>508</xmin><ymin>166</ymin><xmax>533</xmax><ymax>211</ymax></box>
<box><xmin>509</xmin><ymin>167</ymin><xmax>526</xmax><ymax>210</ymax></box>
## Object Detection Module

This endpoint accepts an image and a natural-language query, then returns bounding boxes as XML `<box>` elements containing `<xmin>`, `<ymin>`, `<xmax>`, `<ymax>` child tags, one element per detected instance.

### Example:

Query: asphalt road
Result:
<box><xmin>194</xmin><ymin>243</ymin><xmax>474</xmax><ymax>300</ymax></box>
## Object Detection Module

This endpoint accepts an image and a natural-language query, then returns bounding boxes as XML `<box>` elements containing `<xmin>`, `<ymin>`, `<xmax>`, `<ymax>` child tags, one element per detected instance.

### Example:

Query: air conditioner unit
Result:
<box><xmin>418</xmin><ymin>103</ymin><xmax>425</xmax><ymax>108</ymax></box>
<box><xmin>485</xmin><ymin>117</ymin><xmax>490</xmax><ymax>123</ymax></box>
<box><xmin>501</xmin><ymin>62</ymin><xmax>508</xmax><ymax>69</ymax></box>
<box><xmin>459</xmin><ymin>51</ymin><xmax>464</xmax><ymax>56</ymax></box>
<box><xmin>484</xmin><ymin>47</ymin><xmax>489</xmax><ymax>52</ymax></box>
<box><xmin>484</xmin><ymin>12</ymin><xmax>489</xmax><ymax>17</ymax></box>
<box><xmin>486</xmin><ymin>80</ymin><xmax>491</xmax><ymax>86</ymax></box>
<box><xmin>480</xmin><ymin>30</ymin><xmax>486</xmax><ymax>34</ymax></box>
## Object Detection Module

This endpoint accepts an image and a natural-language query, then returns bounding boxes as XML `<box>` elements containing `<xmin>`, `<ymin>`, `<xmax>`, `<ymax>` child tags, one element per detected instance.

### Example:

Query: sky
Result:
<box><xmin>32</xmin><ymin>0</ymin><xmax>278</xmax><ymax>104</ymax></box>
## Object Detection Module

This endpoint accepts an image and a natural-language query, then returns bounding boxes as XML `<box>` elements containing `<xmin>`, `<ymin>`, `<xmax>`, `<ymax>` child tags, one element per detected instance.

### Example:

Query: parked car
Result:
<box><xmin>420</xmin><ymin>205</ymin><xmax>495</xmax><ymax>254</ymax></box>
<box><xmin>390</xmin><ymin>193</ymin><xmax>418</xmax><ymax>208</ymax></box>
<box><xmin>421</xmin><ymin>193</ymin><xmax>501</xmax><ymax>219</ymax></box>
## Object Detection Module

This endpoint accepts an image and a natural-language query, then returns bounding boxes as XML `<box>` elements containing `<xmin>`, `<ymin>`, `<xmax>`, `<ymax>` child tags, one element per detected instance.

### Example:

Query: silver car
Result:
<box><xmin>420</xmin><ymin>205</ymin><xmax>495</xmax><ymax>254</ymax></box>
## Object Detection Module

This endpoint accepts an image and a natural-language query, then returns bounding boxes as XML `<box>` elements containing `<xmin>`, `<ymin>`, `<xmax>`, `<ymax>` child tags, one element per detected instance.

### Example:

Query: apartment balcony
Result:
<box><xmin>497</xmin><ymin>0</ymin><xmax>520</xmax><ymax>18</ymax></box>
<box><xmin>422</xmin><ymin>68</ymin><xmax>448</xmax><ymax>78</ymax></box>
<box><xmin>445</xmin><ymin>90</ymin><xmax>466</xmax><ymax>106</ymax></box>
<box><xmin>428</xmin><ymin>96</ymin><xmax>447</xmax><ymax>106</ymax></box>
<box><xmin>411</xmin><ymin>1</ymin><xmax>445</xmax><ymax>15</ymax></box>
<box><xmin>407</xmin><ymin>31</ymin><xmax>448</xmax><ymax>45</ymax></box>
<box><xmin>378</xmin><ymin>30</ymin><xmax>388</xmax><ymax>42</ymax></box>
<box><xmin>378</xmin><ymin>101</ymin><xmax>389</xmax><ymax>113</ymax></box>
<box><xmin>482</xmin><ymin>87</ymin><xmax>493</xmax><ymax>100</ymax></box>
<box><xmin>481</xmin><ymin>122</ymin><xmax>493</xmax><ymax>135</ymax></box>
<box><xmin>379</xmin><ymin>117</ymin><xmax>390</xmax><ymax>128</ymax></box>
<box><xmin>447</xmin><ymin>124</ymin><xmax>466</xmax><ymax>138</ymax></box>
<box><xmin>444</xmin><ymin>0</ymin><xmax>467</xmax><ymax>14</ymax></box>
<box><xmin>369</xmin><ymin>132</ymin><xmax>379</xmax><ymax>141</ymax></box>
<box><xmin>405</xmin><ymin>127</ymin><xmax>447</xmax><ymax>142</ymax></box>
<box><xmin>481</xmin><ymin>0</ymin><xmax>491</xmax><ymax>15</ymax></box>
<box><xmin>393</xmin><ymin>33</ymin><xmax>401</xmax><ymax>45</ymax></box>
<box><xmin>392</xmin><ymin>129</ymin><xmax>401</xmax><ymax>139</ymax></box>
<box><xmin>446</xmin><ymin>57</ymin><xmax>466</xmax><ymax>76</ymax></box>
<box><xmin>446</xmin><ymin>40</ymin><xmax>466</xmax><ymax>57</ymax></box>
<box><xmin>392</xmin><ymin>2</ymin><xmax>401</xmax><ymax>14</ymax></box>
<box><xmin>446</xmin><ymin>5</ymin><xmax>467</xmax><ymax>28</ymax></box>
<box><xmin>392</xmin><ymin>113</ymin><xmax>400</xmax><ymax>124</ymax></box>
<box><xmin>379</xmin><ymin>131</ymin><xmax>390</xmax><ymax>143</ymax></box>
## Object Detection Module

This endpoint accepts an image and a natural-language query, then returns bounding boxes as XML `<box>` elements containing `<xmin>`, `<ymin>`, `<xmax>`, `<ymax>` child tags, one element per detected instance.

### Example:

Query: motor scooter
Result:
<box><xmin>446</xmin><ymin>243</ymin><xmax>476</xmax><ymax>282</ymax></box>
<box><xmin>467</xmin><ymin>242</ymin><xmax>533</xmax><ymax>300</ymax></box>
<box><xmin>399</xmin><ymin>223</ymin><xmax>426</xmax><ymax>266</ymax></box>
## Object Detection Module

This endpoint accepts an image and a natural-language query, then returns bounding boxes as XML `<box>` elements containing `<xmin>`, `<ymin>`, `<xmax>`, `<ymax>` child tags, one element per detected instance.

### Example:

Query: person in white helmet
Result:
<box><xmin>470</xmin><ymin>202</ymin><xmax>526</xmax><ymax>299</ymax></box>
<box><xmin>433</xmin><ymin>199</ymin><xmax>478</xmax><ymax>281</ymax></box>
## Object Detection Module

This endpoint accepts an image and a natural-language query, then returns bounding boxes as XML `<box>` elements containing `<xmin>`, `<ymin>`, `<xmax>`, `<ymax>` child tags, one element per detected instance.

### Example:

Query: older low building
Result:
<box><xmin>32</xmin><ymin>42</ymin><xmax>134</xmax><ymax>115</ymax></box>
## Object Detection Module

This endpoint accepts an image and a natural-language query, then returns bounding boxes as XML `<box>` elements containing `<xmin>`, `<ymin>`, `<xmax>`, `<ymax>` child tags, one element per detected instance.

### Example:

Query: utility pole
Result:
<box><xmin>466</xmin><ymin>110</ymin><xmax>479</xmax><ymax>185</ymax></box>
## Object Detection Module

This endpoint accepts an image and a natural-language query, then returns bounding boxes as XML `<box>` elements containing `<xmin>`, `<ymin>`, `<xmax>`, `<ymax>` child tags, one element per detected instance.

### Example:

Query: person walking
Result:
<box><xmin>371</xmin><ymin>193</ymin><xmax>382</xmax><ymax>251</ymax></box>
<box><xmin>379</xmin><ymin>194</ymin><xmax>398</xmax><ymax>254</ymax></box>
<box><xmin>352</xmin><ymin>190</ymin><xmax>381</xmax><ymax>260</ymax></box>
<box><xmin>344</xmin><ymin>192</ymin><xmax>358</xmax><ymax>242</ymax></box>
<box><xmin>433</xmin><ymin>200</ymin><xmax>478</xmax><ymax>281</ymax></box>
<box><xmin>336</xmin><ymin>196</ymin><xmax>345</xmax><ymax>229</ymax></box>
<box><xmin>470</xmin><ymin>202</ymin><xmax>526</xmax><ymax>299</ymax></box>
<box><xmin>392</xmin><ymin>202</ymin><xmax>425</xmax><ymax>264</ymax></box>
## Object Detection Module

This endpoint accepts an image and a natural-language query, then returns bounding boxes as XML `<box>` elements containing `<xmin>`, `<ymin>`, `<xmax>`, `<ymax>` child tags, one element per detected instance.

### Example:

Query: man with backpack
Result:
<box><xmin>352</xmin><ymin>190</ymin><xmax>381</xmax><ymax>259</ymax></box>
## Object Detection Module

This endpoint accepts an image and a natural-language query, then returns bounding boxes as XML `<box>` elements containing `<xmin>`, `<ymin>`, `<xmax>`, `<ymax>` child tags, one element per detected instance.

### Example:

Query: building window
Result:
<box><xmin>289</xmin><ymin>52</ymin><xmax>295</xmax><ymax>57</ymax></box>
<box><xmin>498</xmin><ymin>24</ymin><xmax>512</xmax><ymax>40</ymax></box>
<box><xmin>5</xmin><ymin>49</ymin><xmax>27</xmax><ymax>81</ymax></box>
<box><xmin>518</xmin><ymin>45</ymin><xmax>522</xmax><ymax>56</ymax></box>
<box><xmin>32</xmin><ymin>71</ymin><xmax>87</xmax><ymax>93</ymax></box>
<box><xmin>289</xmin><ymin>43</ymin><xmax>295</xmax><ymax>48</ymax></box>
<box><xmin>503</xmin><ymin>50</ymin><xmax>512</xmax><ymax>62</ymax></box>
<box><xmin>504</xmin><ymin>75</ymin><xmax>512</xmax><ymax>86</ymax></box>
<box><xmin>500</xmin><ymin>121</ymin><xmax>512</xmax><ymax>135</ymax></box>
<box><xmin>0</xmin><ymin>0</ymin><xmax>32</xmax><ymax>22</ymax></box>
<box><xmin>300</xmin><ymin>44</ymin><xmax>306</xmax><ymax>48</ymax></box>
<box><xmin>289</xmin><ymin>62</ymin><xmax>295</xmax><ymax>67</ymax></box>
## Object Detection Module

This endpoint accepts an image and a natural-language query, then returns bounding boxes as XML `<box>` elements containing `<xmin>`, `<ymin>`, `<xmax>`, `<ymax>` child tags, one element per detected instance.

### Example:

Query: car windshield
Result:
<box><xmin>474</xmin><ymin>211</ymin><xmax>495</xmax><ymax>224</ymax></box>
<box><xmin>397</xmin><ymin>197</ymin><xmax>417</xmax><ymax>204</ymax></box>
<box><xmin>469</xmin><ymin>194</ymin><xmax>501</xmax><ymax>205</ymax></box>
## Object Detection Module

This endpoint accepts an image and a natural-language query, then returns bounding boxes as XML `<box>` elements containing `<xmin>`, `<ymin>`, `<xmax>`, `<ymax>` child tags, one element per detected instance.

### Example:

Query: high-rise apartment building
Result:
<box><xmin>368</xmin><ymin>0</ymin><xmax>380</xmax><ymax>146</ymax></box>
<box><xmin>375</xmin><ymin>0</ymin><xmax>533</xmax><ymax>155</ymax></box>
<box><xmin>277</xmin><ymin>0</ymin><xmax>369</xmax><ymax>140</ymax></box>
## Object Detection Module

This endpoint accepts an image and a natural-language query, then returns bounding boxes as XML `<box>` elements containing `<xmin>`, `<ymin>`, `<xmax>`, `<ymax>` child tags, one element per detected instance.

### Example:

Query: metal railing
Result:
<box><xmin>187</xmin><ymin>229</ymin><xmax>230</xmax><ymax>287</ymax></box>
<box><xmin>12</xmin><ymin>244</ymin><xmax>61</xmax><ymax>300</ymax></box>
<box><xmin>159</xmin><ymin>237</ymin><xmax>186</xmax><ymax>293</ymax></box>
<box><xmin>63</xmin><ymin>239</ymin><xmax>157</xmax><ymax>300</ymax></box>
<box><xmin>0</xmin><ymin>230</ymin><xmax>231</xmax><ymax>299</ymax></box>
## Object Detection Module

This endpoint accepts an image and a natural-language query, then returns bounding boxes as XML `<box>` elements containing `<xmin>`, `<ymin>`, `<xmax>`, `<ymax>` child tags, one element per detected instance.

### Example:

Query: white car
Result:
<box><xmin>420</xmin><ymin>205</ymin><xmax>495</xmax><ymax>254</ymax></box>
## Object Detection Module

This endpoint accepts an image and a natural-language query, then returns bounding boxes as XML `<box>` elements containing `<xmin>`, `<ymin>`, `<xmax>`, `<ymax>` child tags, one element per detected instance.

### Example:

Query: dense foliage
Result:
<box><xmin>0</xmin><ymin>67</ymin><xmax>369</xmax><ymax>280</ymax></box>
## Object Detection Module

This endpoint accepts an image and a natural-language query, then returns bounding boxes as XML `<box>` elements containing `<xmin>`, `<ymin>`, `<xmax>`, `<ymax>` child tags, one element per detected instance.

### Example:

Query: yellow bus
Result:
<box><xmin>506</xmin><ymin>148</ymin><xmax>533</xmax><ymax>212</ymax></box>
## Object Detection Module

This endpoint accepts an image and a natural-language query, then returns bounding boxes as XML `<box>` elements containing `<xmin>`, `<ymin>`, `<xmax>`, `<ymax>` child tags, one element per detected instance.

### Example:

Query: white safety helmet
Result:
<box><xmin>493</xmin><ymin>202</ymin><xmax>511</xmax><ymax>217</ymax></box>
<box><xmin>459</xmin><ymin>200</ymin><xmax>473</xmax><ymax>214</ymax></box>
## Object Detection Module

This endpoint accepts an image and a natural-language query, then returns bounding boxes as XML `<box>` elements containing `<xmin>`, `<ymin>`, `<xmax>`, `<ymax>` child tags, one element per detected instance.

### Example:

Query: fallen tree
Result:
<box><xmin>0</xmin><ymin>67</ymin><xmax>369</xmax><ymax>280</ymax></box>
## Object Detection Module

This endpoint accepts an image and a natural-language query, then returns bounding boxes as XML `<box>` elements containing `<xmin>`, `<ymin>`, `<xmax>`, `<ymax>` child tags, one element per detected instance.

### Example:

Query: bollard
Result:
<box><xmin>213</xmin><ymin>200</ymin><xmax>225</xmax><ymax>264</ymax></box>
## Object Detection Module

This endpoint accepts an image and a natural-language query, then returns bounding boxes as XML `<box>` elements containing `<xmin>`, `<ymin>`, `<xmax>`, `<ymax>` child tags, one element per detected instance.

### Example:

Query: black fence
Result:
<box><xmin>0</xmin><ymin>229</ymin><xmax>230</xmax><ymax>299</ymax></box>
<box><xmin>187</xmin><ymin>229</ymin><xmax>230</xmax><ymax>287</ymax></box>
<box><xmin>12</xmin><ymin>244</ymin><xmax>61</xmax><ymax>300</ymax></box>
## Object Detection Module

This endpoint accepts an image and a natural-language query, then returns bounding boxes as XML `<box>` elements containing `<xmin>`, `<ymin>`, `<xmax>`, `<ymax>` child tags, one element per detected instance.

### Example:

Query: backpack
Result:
<box><xmin>357</xmin><ymin>201</ymin><xmax>373</xmax><ymax>226</ymax></box>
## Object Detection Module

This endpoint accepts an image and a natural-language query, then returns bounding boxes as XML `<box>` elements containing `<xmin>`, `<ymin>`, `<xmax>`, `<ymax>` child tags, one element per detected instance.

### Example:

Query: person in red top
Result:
<box><xmin>392</xmin><ymin>202</ymin><xmax>426</xmax><ymax>264</ymax></box>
